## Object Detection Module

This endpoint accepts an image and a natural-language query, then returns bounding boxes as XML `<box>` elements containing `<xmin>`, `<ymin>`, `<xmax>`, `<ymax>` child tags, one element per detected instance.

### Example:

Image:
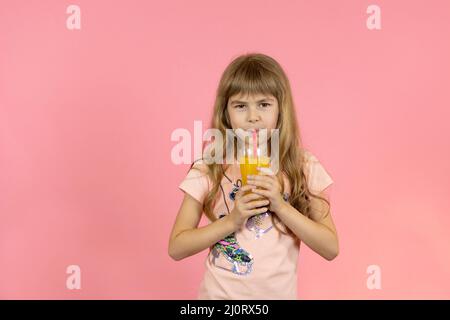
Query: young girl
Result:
<box><xmin>169</xmin><ymin>53</ymin><xmax>339</xmax><ymax>300</ymax></box>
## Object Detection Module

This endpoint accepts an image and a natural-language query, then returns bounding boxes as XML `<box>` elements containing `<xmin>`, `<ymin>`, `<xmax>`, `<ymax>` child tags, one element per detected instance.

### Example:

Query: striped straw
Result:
<box><xmin>252</xmin><ymin>129</ymin><xmax>257</xmax><ymax>158</ymax></box>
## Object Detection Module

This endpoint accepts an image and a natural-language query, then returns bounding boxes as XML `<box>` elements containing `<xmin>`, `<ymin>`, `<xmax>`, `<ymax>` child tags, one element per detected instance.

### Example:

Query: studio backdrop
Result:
<box><xmin>1</xmin><ymin>0</ymin><xmax>449</xmax><ymax>299</ymax></box>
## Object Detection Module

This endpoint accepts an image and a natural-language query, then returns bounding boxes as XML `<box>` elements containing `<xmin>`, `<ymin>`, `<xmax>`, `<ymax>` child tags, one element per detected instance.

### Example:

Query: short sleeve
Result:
<box><xmin>304</xmin><ymin>151</ymin><xmax>334</xmax><ymax>195</ymax></box>
<box><xmin>178</xmin><ymin>162</ymin><xmax>211</xmax><ymax>204</ymax></box>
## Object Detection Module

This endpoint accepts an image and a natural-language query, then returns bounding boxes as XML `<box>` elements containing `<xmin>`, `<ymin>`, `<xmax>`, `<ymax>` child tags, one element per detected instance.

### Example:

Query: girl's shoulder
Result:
<box><xmin>190</xmin><ymin>158</ymin><xmax>210</xmax><ymax>173</ymax></box>
<box><xmin>187</xmin><ymin>159</ymin><xmax>216</xmax><ymax>184</ymax></box>
<box><xmin>303</xmin><ymin>149</ymin><xmax>318</xmax><ymax>164</ymax></box>
<box><xmin>301</xmin><ymin>149</ymin><xmax>334</xmax><ymax>193</ymax></box>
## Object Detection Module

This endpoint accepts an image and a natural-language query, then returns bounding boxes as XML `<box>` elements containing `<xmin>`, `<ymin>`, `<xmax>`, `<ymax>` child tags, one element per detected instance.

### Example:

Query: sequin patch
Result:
<box><xmin>229</xmin><ymin>185</ymin><xmax>240</xmax><ymax>201</ymax></box>
<box><xmin>245</xmin><ymin>210</ymin><xmax>274</xmax><ymax>239</ymax></box>
<box><xmin>211</xmin><ymin>214</ymin><xmax>253</xmax><ymax>275</ymax></box>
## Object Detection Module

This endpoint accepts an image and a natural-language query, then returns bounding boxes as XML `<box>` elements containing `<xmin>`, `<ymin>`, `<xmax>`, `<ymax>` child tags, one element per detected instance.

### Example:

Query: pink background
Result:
<box><xmin>1</xmin><ymin>0</ymin><xmax>449</xmax><ymax>299</ymax></box>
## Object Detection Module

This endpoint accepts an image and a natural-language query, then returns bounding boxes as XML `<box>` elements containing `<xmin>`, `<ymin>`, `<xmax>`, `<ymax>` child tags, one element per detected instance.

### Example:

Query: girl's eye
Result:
<box><xmin>234</xmin><ymin>103</ymin><xmax>270</xmax><ymax>109</ymax></box>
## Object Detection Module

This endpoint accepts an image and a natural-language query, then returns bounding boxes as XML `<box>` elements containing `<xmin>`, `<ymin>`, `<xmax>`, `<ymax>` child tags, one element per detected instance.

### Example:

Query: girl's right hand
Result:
<box><xmin>227</xmin><ymin>185</ymin><xmax>270</xmax><ymax>231</ymax></box>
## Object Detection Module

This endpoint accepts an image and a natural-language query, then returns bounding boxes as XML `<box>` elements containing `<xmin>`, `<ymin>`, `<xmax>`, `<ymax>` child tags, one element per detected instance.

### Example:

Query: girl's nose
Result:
<box><xmin>248</xmin><ymin>107</ymin><xmax>260</xmax><ymax>123</ymax></box>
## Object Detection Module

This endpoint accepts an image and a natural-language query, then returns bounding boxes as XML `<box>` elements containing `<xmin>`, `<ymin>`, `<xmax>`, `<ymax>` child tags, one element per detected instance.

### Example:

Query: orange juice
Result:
<box><xmin>239</xmin><ymin>155</ymin><xmax>271</xmax><ymax>186</ymax></box>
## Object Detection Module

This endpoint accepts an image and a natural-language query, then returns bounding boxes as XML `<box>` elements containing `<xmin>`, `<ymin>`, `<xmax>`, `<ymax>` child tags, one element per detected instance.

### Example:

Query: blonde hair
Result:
<box><xmin>190</xmin><ymin>52</ymin><xmax>330</xmax><ymax>245</ymax></box>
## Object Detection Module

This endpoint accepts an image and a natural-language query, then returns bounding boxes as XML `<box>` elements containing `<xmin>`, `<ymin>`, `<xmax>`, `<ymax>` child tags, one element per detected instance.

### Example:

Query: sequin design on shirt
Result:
<box><xmin>245</xmin><ymin>192</ymin><xmax>290</xmax><ymax>239</ymax></box>
<box><xmin>245</xmin><ymin>211</ymin><xmax>273</xmax><ymax>239</ymax></box>
<box><xmin>210</xmin><ymin>214</ymin><xmax>253</xmax><ymax>276</ymax></box>
<box><xmin>229</xmin><ymin>181</ymin><xmax>241</xmax><ymax>201</ymax></box>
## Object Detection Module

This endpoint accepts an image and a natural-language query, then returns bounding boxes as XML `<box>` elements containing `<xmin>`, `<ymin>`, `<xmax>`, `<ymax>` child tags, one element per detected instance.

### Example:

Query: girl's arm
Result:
<box><xmin>275</xmin><ymin>190</ymin><xmax>339</xmax><ymax>261</ymax></box>
<box><xmin>168</xmin><ymin>193</ymin><xmax>236</xmax><ymax>261</ymax></box>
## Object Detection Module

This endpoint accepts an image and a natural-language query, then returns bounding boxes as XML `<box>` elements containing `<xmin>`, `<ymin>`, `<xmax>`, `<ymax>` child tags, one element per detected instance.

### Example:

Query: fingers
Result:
<box><xmin>240</xmin><ymin>192</ymin><xmax>266</xmax><ymax>203</ymax></box>
<box><xmin>246</xmin><ymin>179</ymin><xmax>272</xmax><ymax>190</ymax></box>
<box><xmin>244</xmin><ymin>199</ymin><xmax>270</xmax><ymax>210</ymax></box>
<box><xmin>250</xmin><ymin>188</ymin><xmax>270</xmax><ymax>198</ymax></box>
<box><xmin>240</xmin><ymin>184</ymin><xmax>255</xmax><ymax>192</ymax></box>
<box><xmin>235</xmin><ymin>185</ymin><xmax>255</xmax><ymax>199</ymax></box>
<box><xmin>248</xmin><ymin>174</ymin><xmax>275</xmax><ymax>182</ymax></box>
<box><xmin>248</xmin><ymin>207</ymin><xmax>269</xmax><ymax>215</ymax></box>
<box><xmin>256</xmin><ymin>167</ymin><xmax>275</xmax><ymax>176</ymax></box>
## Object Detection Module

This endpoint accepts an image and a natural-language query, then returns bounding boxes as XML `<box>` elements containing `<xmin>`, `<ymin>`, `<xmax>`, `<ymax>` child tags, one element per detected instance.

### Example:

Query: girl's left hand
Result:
<box><xmin>247</xmin><ymin>168</ymin><xmax>286</xmax><ymax>213</ymax></box>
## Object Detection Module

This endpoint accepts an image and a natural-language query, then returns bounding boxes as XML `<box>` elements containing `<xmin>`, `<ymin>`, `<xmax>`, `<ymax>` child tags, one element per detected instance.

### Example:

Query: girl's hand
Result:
<box><xmin>247</xmin><ymin>169</ymin><xmax>286</xmax><ymax>213</ymax></box>
<box><xmin>228</xmin><ymin>185</ymin><xmax>270</xmax><ymax>231</ymax></box>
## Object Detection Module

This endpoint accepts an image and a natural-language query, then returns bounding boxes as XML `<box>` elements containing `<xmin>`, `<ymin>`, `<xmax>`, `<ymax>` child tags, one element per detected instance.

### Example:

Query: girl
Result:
<box><xmin>168</xmin><ymin>53</ymin><xmax>339</xmax><ymax>300</ymax></box>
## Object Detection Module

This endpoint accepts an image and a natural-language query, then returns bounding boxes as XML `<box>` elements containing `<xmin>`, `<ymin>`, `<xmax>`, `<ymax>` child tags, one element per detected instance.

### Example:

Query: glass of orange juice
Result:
<box><xmin>239</xmin><ymin>150</ymin><xmax>271</xmax><ymax>187</ymax></box>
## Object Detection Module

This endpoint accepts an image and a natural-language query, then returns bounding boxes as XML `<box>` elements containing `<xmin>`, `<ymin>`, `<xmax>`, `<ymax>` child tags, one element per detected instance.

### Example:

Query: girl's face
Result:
<box><xmin>226</xmin><ymin>92</ymin><xmax>279</xmax><ymax>146</ymax></box>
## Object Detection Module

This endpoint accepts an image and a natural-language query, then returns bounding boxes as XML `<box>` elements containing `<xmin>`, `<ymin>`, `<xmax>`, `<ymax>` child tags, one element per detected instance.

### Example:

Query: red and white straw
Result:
<box><xmin>252</xmin><ymin>129</ymin><xmax>258</xmax><ymax>157</ymax></box>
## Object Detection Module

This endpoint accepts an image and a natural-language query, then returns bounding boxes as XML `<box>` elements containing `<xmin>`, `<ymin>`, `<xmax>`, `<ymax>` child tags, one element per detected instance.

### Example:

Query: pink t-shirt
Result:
<box><xmin>178</xmin><ymin>150</ymin><xmax>334</xmax><ymax>300</ymax></box>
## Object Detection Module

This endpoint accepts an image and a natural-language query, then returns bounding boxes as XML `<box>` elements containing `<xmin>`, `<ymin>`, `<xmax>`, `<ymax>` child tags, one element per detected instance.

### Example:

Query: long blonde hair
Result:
<box><xmin>190</xmin><ymin>52</ymin><xmax>330</xmax><ymax>245</ymax></box>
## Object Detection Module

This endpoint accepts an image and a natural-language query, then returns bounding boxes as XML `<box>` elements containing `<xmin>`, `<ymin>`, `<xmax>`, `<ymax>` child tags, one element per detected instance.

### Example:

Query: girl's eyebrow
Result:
<box><xmin>230</xmin><ymin>97</ymin><xmax>274</xmax><ymax>104</ymax></box>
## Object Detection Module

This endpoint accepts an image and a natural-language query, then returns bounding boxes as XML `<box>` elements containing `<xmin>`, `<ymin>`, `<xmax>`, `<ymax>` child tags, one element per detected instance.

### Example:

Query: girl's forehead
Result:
<box><xmin>229</xmin><ymin>92</ymin><xmax>276</xmax><ymax>102</ymax></box>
